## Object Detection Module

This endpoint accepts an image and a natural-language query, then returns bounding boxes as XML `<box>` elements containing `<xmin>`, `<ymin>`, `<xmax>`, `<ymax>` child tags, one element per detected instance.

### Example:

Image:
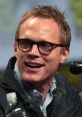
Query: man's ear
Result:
<box><xmin>60</xmin><ymin>48</ymin><xmax>70</xmax><ymax>63</ymax></box>
<box><xmin>14</xmin><ymin>42</ymin><xmax>17</xmax><ymax>55</ymax></box>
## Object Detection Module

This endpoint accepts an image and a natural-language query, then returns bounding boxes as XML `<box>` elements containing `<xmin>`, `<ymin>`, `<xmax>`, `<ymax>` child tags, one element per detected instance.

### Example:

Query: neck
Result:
<box><xmin>14</xmin><ymin>63</ymin><xmax>54</xmax><ymax>99</ymax></box>
<box><xmin>35</xmin><ymin>77</ymin><xmax>54</xmax><ymax>100</ymax></box>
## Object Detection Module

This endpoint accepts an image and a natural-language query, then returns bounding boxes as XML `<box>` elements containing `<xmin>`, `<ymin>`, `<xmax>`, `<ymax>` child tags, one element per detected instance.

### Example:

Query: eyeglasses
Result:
<box><xmin>16</xmin><ymin>38</ymin><xmax>68</xmax><ymax>55</ymax></box>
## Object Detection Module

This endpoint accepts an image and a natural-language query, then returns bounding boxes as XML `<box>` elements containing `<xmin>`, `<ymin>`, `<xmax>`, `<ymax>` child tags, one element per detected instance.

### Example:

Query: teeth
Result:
<box><xmin>26</xmin><ymin>62</ymin><xmax>43</xmax><ymax>68</ymax></box>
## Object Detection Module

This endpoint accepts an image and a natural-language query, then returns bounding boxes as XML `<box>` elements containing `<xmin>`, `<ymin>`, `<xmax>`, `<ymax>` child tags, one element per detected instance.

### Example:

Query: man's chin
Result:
<box><xmin>22</xmin><ymin>74</ymin><xmax>41</xmax><ymax>82</ymax></box>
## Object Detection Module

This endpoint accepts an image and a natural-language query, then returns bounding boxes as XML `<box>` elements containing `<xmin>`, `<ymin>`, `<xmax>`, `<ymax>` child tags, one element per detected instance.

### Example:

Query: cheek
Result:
<box><xmin>46</xmin><ymin>59</ymin><xmax>59</xmax><ymax>72</ymax></box>
<box><xmin>15</xmin><ymin>51</ymin><xmax>26</xmax><ymax>69</ymax></box>
<box><xmin>45</xmin><ymin>53</ymin><xmax>61</xmax><ymax>72</ymax></box>
<box><xmin>16</xmin><ymin>54</ymin><xmax>23</xmax><ymax>69</ymax></box>
<box><xmin>15</xmin><ymin>48</ymin><xmax>25</xmax><ymax>60</ymax></box>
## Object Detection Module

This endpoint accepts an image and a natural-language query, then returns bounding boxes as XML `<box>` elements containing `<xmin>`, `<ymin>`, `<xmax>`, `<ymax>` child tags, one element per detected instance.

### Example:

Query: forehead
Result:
<box><xmin>19</xmin><ymin>17</ymin><xmax>60</xmax><ymax>42</ymax></box>
<box><xmin>21</xmin><ymin>17</ymin><xmax>59</xmax><ymax>30</ymax></box>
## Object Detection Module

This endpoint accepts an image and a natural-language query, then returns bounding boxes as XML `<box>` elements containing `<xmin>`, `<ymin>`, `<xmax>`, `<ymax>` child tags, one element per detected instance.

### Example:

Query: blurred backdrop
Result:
<box><xmin>0</xmin><ymin>0</ymin><xmax>82</xmax><ymax>90</ymax></box>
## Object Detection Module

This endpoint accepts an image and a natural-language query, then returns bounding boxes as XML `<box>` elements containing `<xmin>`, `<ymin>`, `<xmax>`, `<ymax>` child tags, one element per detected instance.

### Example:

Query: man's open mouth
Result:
<box><xmin>25</xmin><ymin>62</ymin><xmax>44</xmax><ymax>68</ymax></box>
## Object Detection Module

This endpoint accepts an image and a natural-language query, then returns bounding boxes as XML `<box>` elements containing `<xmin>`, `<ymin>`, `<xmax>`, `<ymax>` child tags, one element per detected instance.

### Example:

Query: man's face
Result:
<box><xmin>14</xmin><ymin>17</ymin><xmax>69</xmax><ymax>85</ymax></box>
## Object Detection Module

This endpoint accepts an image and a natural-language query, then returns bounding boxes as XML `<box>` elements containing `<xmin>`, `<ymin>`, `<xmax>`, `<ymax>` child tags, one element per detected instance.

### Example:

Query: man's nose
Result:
<box><xmin>27</xmin><ymin>44</ymin><xmax>40</xmax><ymax>57</ymax></box>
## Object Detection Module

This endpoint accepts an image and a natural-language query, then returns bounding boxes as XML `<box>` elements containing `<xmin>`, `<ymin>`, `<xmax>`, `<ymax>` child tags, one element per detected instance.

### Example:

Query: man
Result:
<box><xmin>0</xmin><ymin>5</ymin><xmax>82</xmax><ymax>117</ymax></box>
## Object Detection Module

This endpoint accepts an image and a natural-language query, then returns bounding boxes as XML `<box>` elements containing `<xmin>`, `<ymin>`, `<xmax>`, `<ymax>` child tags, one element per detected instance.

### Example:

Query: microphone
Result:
<box><xmin>69</xmin><ymin>62</ymin><xmax>82</xmax><ymax>74</ymax></box>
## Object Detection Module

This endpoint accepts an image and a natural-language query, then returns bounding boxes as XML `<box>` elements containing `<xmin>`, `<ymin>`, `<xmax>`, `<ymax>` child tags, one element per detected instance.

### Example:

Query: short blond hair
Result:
<box><xmin>15</xmin><ymin>5</ymin><xmax>71</xmax><ymax>47</ymax></box>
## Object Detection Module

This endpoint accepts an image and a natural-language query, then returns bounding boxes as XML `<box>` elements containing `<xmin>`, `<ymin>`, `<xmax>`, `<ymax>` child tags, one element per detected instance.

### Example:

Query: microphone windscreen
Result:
<box><xmin>69</xmin><ymin>62</ymin><xmax>82</xmax><ymax>74</ymax></box>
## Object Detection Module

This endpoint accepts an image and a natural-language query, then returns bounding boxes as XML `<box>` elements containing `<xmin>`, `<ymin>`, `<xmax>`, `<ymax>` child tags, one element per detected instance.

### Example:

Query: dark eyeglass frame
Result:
<box><xmin>16</xmin><ymin>38</ymin><xmax>69</xmax><ymax>55</ymax></box>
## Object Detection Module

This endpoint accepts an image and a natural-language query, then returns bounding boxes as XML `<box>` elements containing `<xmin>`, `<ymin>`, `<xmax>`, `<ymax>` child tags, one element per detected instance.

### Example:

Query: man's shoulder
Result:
<box><xmin>54</xmin><ymin>72</ymin><xmax>78</xmax><ymax>98</ymax></box>
<box><xmin>53</xmin><ymin>72</ymin><xmax>82</xmax><ymax>116</ymax></box>
<box><xmin>0</xmin><ymin>84</ymin><xmax>8</xmax><ymax>115</ymax></box>
<box><xmin>55</xmin><ymin>72</ymin><xmax>71</xmax><ymax>87</ymax></box>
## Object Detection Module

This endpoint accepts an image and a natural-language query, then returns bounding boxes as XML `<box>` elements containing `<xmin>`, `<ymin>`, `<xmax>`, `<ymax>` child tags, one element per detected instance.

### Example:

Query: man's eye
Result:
<box><xmin>20</xmin><ymin>41</ymin><xmax>31</xmax><ymax>48</ymax></box>
<box><xmin>40</xmin><ymin>43</ymin><xmax>52</xmax><ymax>50</ymax></box>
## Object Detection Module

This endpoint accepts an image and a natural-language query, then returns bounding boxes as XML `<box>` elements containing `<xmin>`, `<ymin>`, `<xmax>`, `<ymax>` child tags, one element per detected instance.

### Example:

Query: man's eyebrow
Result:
<box><xmin>18</xmin><ymin>38</ymin><xmax>52</xmax><ymax>43</ymax></box>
